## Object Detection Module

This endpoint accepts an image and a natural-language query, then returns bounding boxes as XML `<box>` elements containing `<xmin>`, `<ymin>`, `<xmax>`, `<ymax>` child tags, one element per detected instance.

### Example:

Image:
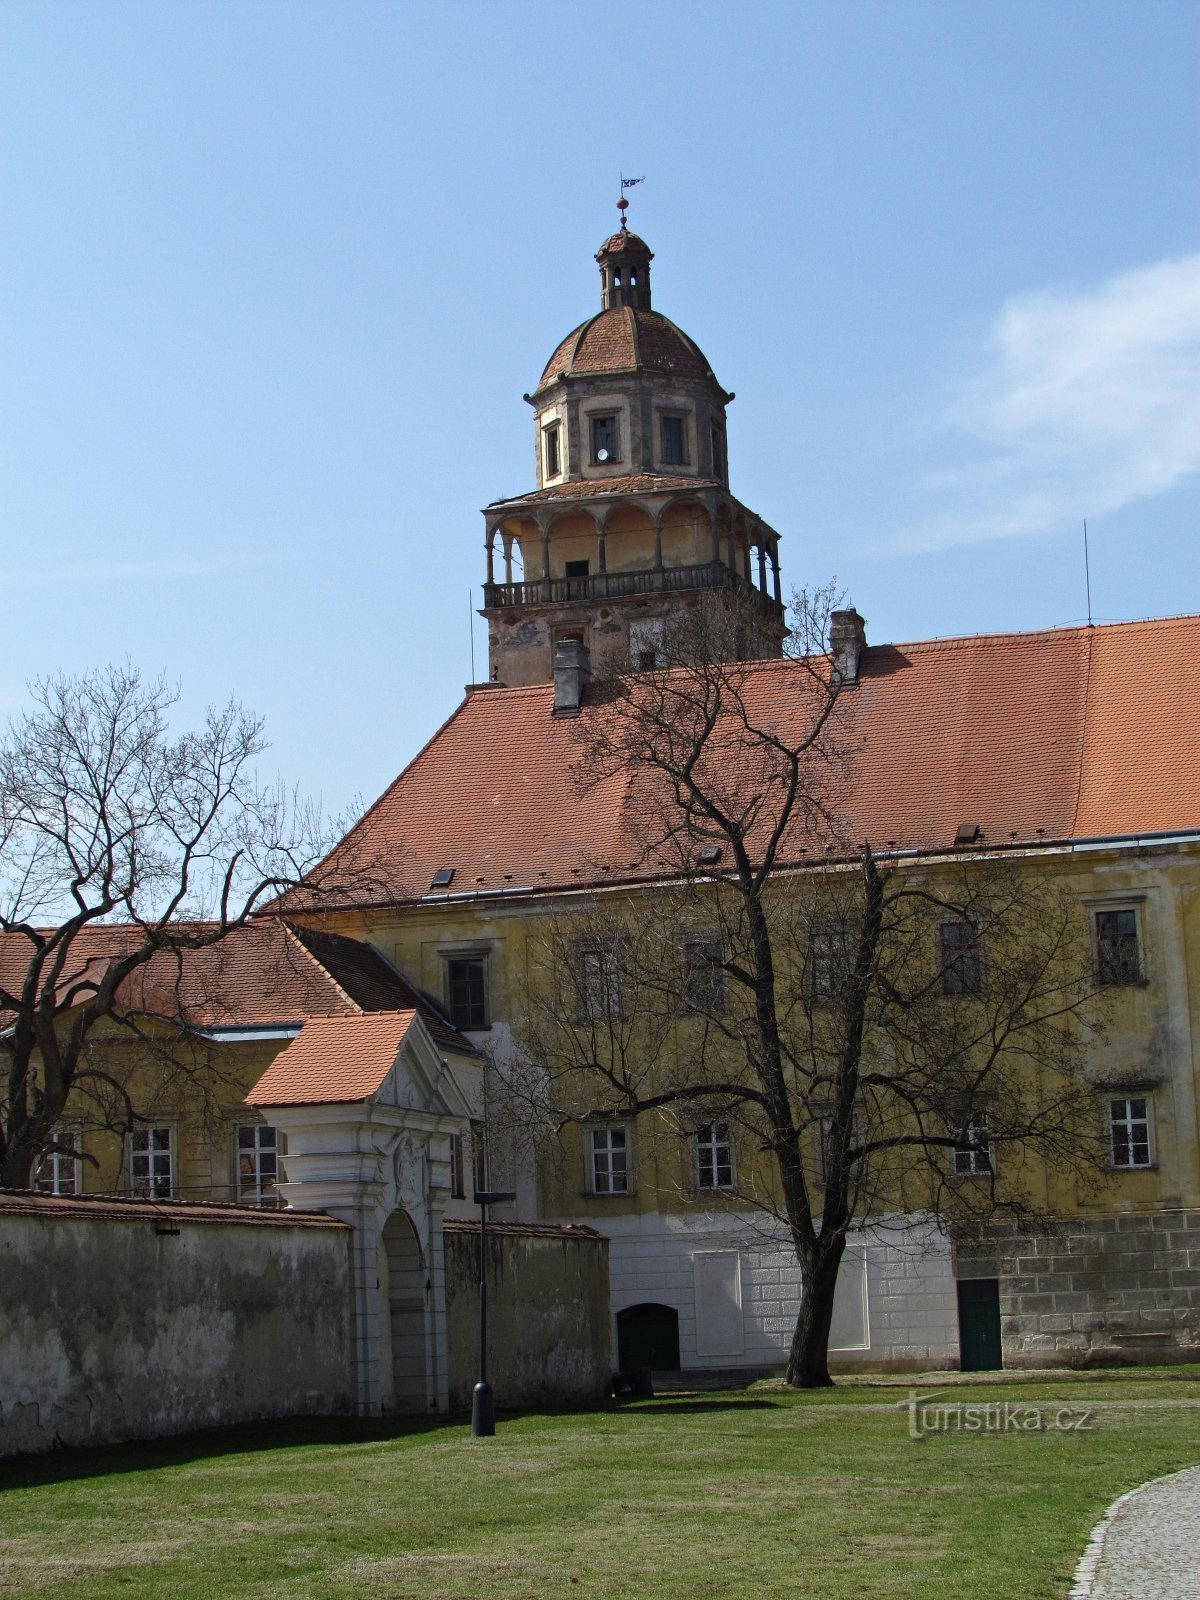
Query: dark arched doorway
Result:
<box><xmin>617</xmin><ymin>1302</ymin><xmax>680</xmax><ymax>1371</ymax></box>
<box><xmin>379</xmin><ymin>1209</ymin><xmax>428</xmax><ymax>1411</ymax></box>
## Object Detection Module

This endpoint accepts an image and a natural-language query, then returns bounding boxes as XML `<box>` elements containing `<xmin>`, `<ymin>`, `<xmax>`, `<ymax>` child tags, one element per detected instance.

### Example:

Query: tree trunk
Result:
<box><xmin>785</xmin><ymin>1234</ymin><xmax>847</xmax><ymax>1388</ymax></box>
<box><xmin>2</xmin><ymin>1144</ymin><xmax>38</xmax><ymax>1190</ymax></box>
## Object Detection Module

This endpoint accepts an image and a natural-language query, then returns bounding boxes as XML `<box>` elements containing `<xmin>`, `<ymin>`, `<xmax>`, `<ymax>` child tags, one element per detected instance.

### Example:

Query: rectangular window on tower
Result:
<box><xmin>660</xmin><ymin>414</ymin><xmax>686</xmax><ymax>466</ymax></box>
<box><xmin>590</xmin><ymin>414</ymin><xmax>619</xmax><ymax>463</ymax></box>
<box><xmin>544</xmin><ymin>423</ymin><xmax>561</xmax><ymax>478</ymax></box>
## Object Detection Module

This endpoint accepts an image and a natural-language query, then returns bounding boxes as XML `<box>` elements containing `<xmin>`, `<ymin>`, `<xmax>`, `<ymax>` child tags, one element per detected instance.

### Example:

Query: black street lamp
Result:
<box><xmin>472</xmin><ymin>1188</ymin><xmax>516</xmax><ymax>1437</ymax></box>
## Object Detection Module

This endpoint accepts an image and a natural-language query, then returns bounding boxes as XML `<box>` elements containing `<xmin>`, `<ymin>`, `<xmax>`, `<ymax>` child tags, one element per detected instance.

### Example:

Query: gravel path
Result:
<box><xmin>1072</xmin><ymin>1465</ymin><xmax>1200</xmax><ymax>1599</ymax></box>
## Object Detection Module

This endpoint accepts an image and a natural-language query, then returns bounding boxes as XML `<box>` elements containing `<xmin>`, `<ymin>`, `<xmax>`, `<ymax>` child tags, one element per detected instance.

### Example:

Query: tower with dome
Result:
<box><xmin>480</xmin><ymin>207</ymin><xmax>787</xmax><ymax>686</ymax></box>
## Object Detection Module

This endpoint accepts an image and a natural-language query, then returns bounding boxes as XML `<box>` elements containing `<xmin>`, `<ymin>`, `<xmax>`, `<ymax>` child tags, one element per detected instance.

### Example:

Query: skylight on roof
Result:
<box><xmin>430</xmin><ymin>869</ymin><xmax>455</xmax><ymax>889</ymax></box>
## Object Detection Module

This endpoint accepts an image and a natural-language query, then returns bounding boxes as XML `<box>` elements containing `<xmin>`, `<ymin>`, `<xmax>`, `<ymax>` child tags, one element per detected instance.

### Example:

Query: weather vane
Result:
<box><xmin>617</xmin><ymin>173</ymin><xmax>644</xmax><ymax>227</ymax></box>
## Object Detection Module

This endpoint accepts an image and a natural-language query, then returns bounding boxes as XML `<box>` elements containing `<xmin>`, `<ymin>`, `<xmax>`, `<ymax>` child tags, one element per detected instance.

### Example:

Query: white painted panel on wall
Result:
<box><xmin>829</xmin><ymin>1245</ymin><xmax>869</xmax><ymax>1350</ymax></box>
<box><xmin>693</xmin><ymin>1249</ymin><xmax>744</xmax><ymax>1356</ymax></box>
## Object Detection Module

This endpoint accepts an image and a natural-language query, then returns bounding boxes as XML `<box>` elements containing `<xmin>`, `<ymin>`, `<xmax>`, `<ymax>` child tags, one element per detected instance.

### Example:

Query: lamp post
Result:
<box><xmin>472</xmin><ymin>1187</ymin><xmax>515</xmax><ymax>1437</ymax></box>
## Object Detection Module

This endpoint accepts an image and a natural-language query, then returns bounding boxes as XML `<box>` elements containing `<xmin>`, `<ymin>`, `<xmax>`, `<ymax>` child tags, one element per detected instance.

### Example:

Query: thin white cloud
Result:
<box><xmin>907</xmin><ymin>253</ymin><xmax>1200</xmax><ymax>550</ymax></box>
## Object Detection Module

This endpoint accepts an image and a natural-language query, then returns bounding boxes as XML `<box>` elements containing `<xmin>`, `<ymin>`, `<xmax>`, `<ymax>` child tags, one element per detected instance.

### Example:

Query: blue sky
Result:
<box><xmin>2</xmin><ymin>0</ymin><xmax>1196</xmax><ymax>820</ymax></box>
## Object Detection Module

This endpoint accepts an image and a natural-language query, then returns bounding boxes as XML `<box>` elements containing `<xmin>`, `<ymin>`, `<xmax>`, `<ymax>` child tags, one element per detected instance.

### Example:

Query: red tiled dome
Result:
<box><xmin>536</xmin><ymin>307</ymin><xmax>719</xmax><ymax>393</ymax></box>
<box><xmin>596</xmin><ymin>228</ymin><xmax>652</xmax><ymax>258</ymax></box>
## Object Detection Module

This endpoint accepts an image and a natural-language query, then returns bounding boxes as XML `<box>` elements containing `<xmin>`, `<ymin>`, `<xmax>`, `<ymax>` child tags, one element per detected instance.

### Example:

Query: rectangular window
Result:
<box><xmin>590</xmin><ymin>413</ymin><xmax>619</xmax><ymax>463</ymax></box>
<box><xmin>449</xmin><ymin>1130</ymin><xmax>466</xmax><ymax>1199</ymax></box>
<box><xmin>809</xmin><ymin>928</ymin><xmax>851</xmax><ymax>1002</ymax></box>
<box><xmin>682</xmin><ymin>938</ymin><xmax>725</xmax><ymax>1014</ymax></box>
<box><xmin>1095</xmin><ymin>909</ymin><xmax>1141</xmax><ymax>986</ymax></box>
<box><xmin>129</xmin><ymin>1127</ymin><xmax>173</xmax><ymax>1199</ymax></box>
<box><xmin>694</xmin><ymin>1123</ymin><xmax>733</xmax><ymax>1190</ymax></box>
<box><xmin>660</xmin><ymin>414</ymin><xmax>686</xmax><ymax>465</ymax></box>
<box><xmin>1109</xmin><ymin>1096</ymin><xmax>1152</xmax><ymax>1168</ymax></box>
<box><xmin>544</xmin><ymin>422</ymin><xmax>561</xmax><ymax>478</ymax></box>
<box><xmin>236</xmin><ymin>1124</ymin><xmax>279</xmax><ymax>1206</ymax></box>
<box><xmin>589</xmin><ymin>1124</ymin><xmax>629</xmax><ymax>1194</ymax></box>
<box><xmin>580</xmin><ymin>946</ymin><xmax>622</xmax><ymax>1021</ymax></box>
<box><xmin>939</xmin><ymin>919</ymin><xmax>984</xmax><ymax>997</ymax></box>
<box><xmin>447</xmin><ymin>956</ymin><xmax>488</xmax><ymax>1029</ymax></box>
<box><xmin>471</xmin><ymin>1119</ymin><xmax>488</xmax><ymax>1196</ymax></box>
<box><xmin>710</xmin><ymin>425</ymin><xmax>724</xmax><ymax>477</ymax></box>
<box><xmin>951</xmin><ymin>1114</ymin><xmax>993</xmax><ymax>1177</ymax></box>
<box><xmin>564</xmin><ymin>558</ymin><xmax>590</xmax><ymax>578</ymax></box>
<box><xmin>35</xmin><ymin>1130</ymin><xmax>81</xmax><ymax>1196</ymax></box>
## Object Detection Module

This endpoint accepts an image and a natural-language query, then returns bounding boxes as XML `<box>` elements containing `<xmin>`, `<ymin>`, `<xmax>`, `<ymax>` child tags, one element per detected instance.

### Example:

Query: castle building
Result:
<box><xmin>4</xmin><ymin>212</ymin><xmax>1199</xmax><ymax>1446</ymax></box>
<box><xmin>481</xmin><ymin>212</ymin><xmax>786</xmax><ymax>685</ymax></box>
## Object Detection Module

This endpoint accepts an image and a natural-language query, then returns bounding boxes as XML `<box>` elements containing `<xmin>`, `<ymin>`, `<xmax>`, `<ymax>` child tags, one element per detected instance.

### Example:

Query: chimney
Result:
<box><xmin>552</xmin><ymin>637</ymin><xmax>590</xmax><ymax>715</ymax></box>
<box><xmin>829</xmin><ymin>608</ymin><xmax>867</xmax><ymax>684</ymax></box>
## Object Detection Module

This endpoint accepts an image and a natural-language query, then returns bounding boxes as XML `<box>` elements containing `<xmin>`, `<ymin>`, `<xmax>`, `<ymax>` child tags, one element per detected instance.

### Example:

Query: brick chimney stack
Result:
<box><xmin>829</xmin><ymin>609</ymin><xmax>867</xmax><ymax>684</ymax></box>
<box><xmin>552</xmin><ymin>637</ymin><xmax>591</xmax><ymax>716</ymax></box>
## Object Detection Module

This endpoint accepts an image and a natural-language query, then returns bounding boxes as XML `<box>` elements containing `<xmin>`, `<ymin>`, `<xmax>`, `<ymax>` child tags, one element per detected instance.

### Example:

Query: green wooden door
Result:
<box><xmin>957</xmin><ymin>1278</ymin><xmax>1003</xmax><ymax>1371</ymax></box>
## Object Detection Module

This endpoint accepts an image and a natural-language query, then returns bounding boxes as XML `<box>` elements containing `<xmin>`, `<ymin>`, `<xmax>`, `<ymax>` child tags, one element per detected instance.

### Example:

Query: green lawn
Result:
<box><xmin>2</xmin><ymin>1371</ymin><xmax>1198</xmax><ymax>1600</ymax></box>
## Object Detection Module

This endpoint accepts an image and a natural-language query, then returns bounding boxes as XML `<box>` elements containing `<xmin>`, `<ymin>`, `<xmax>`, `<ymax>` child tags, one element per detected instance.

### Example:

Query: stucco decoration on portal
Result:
<box><xmin>247</xmin><ymin>1011</ymin><xmax>474</xmax><ymax>1416</ymax></box>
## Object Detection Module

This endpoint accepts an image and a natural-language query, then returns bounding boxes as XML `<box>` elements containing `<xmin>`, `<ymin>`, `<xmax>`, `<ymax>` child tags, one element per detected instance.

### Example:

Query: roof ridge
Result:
<box><xmin>888</xmin><ymin>614</ymin><xmax>1200</xmax><ymax>654</ymax></box>
<box><xmin>627</xmin><ymin>304</ymin><xmax>641</xmax><ymax>368</ymax></box>
<box><xmin>282</xmin><ymin>920</ymin><xmax>362</xmax><ymax>1014</ymax></box>
<box><xmin>295</xmin><ymin>690</ymin><xmax>477</xmax><ymax>890</ymax></box>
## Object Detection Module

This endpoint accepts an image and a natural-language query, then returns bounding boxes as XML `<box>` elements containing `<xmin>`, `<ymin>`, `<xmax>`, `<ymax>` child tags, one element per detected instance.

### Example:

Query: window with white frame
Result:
<box><xmin>580</xmin><ymin>945</ymin><xmax>622</xmax><ymax>1021</ymax></box>
<box><xmin>1108</xmin><ymin>1096</ymin><xmax>1153</xmax><ymax>1168</ymax></box>
<box><xmin>681</xmin><ymin>937</ymin><xmax>725</xmax><ymax>1014</ymax></box>
<box><xmin>950</xmin><ymin>1112</ymin><xmax>993</xmax><ymax>1177</ymax></box>
<box><xmin>129</xmin><ymin>1127</ymin><xmax>173</xmax><ymax>1198</ymax></box>
<box><xmin>694</xmin><ymin>1123</ymin><xmax>733</xmax><ymax>1190</ymax></box>
<box><xmin>939</xmin><ymin>919</ymin><xmax>984</xmax><ymax>997</ymax></box>
<box><xmin>35</xmin><ymin>1127</ymin><xmax>82</xmax><ymax>1196</ymax></box>
<box><xmin>809</xmin><ymin>927</ymin><xmax>852</xmax><ymax>1003</ymax></box>
<box><xmin>589</xmin><ymin>1124</ymin><xmax>629</xmax><ymax>1194</ymax></box>
<box><xmin>236</xmin><ymin>1124</ymin><xmax>279</xmax><ymax>1205</ymax></box>
<box><xmin>1094</xmin><ymin>908</ymin><xmax>1142</xmax><ymax>986</ymax></box>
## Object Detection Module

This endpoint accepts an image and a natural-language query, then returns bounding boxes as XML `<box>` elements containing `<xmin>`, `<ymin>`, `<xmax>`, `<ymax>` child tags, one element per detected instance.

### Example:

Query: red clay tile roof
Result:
<box><xmin>285</xmin><ymin>923</ymin><xmax>472</xmax><ymax>1053</ymax></box>
<box><xmin>536</xmin><ymin>307</ymin><xmax>719</xmax><ymax>392</ymax></box>
<box><xmin>0</xmin><ymin>1189</ymin><xmax>347</xmax><ymax>1228</ymax></box>
<box><xmin>0</xmin><ymin>917</ymin><xmax>475</xmax><ymax>1049</ymax></box>
<box><xmin>0</xmin><ymin>918</ymin><xmax>358</xmax><ymax>1030</ymax></box>
<box><xmin>487</xmin><ymin>473</ymin><xmax>721</xmax><ymax>509</ymax></box>
<box><xmin>246</xmin><ymin>1011</ymin><xmax>419</xmax><ymax>1106</ymax></box>
<box><xmin>293</xmin><ymin>617</ymin><xmax>1200</xmax><ymax>911</ymax></box>
<box><xmin>596</xmin><ymin>228</ymin><xmax>652</xmax><ymax>260</ymax></box>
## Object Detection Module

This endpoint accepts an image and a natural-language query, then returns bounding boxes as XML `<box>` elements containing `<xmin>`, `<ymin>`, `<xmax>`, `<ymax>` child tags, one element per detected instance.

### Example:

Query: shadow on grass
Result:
<box><xmin>619</xmin><ymin>1399</ymin><xmax>781</xmax><ymax>1415</ymax></box>
<box><xmin>0</xmin><ymin>1391</ymin><xmax>793</xmax><ymax>1490</ymax></box>
<box><xmin>0</xmin><ymin>1409</ymin><xmax>473</xmax><ymax>1490</ymax></box>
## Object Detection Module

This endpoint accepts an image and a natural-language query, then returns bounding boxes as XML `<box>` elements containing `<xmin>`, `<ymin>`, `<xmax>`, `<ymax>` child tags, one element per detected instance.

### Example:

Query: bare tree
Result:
<box><xmin>503</xmin><ymin>593</ymin><xmax>1107</xmax><ymax>1386</ymax></box>
<box><xmin>0</xmin><ymin>664</ymin><xmax>345</xmax><ymax>1188</ymax></box>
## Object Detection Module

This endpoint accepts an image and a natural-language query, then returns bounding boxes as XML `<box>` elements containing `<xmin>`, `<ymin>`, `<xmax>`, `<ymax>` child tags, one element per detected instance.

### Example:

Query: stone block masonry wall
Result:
<box><xmin>0</xmin><ymin>1193</ymin><xmax>352</xmax><ymax>1456</ymax></box>
<box><xmin>587</xmin><ymin>1211</ymin><xmax>961</xmax><ymax>1373</ymax></box>
<box><xmin>960</xmin><ymin>1210</ymin><xmax>1200</xmax><ymax>1367</ymax></box>
<box><xmin>443</xmin><ymin>1221</ymin><xmax>611</xmax><ymax>1409</ymax></box>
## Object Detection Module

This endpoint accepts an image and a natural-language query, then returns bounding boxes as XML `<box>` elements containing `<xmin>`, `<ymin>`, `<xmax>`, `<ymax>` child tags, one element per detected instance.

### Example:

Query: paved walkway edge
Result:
<box><xmin>1069</xmin><ymin>1467</ymin><xmax>1196</xmax><ymax>1599</ymax></box>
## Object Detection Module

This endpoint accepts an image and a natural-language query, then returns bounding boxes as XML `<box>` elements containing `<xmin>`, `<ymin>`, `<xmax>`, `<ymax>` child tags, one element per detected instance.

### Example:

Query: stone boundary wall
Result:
<box><xmin>443</xmin><ymin>1221</ymin><xmax>610</xmax><ymax>1409</ymax></box>
<box><xmin>0</xmin><ymin>1192</ymin><xmax>353</xmax><ymax>1457</ymax></box>
<box><xmin>956</xmin><ymin>1210</ymin><xmax>1200</xmax><ymax>1367</ymax></box>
